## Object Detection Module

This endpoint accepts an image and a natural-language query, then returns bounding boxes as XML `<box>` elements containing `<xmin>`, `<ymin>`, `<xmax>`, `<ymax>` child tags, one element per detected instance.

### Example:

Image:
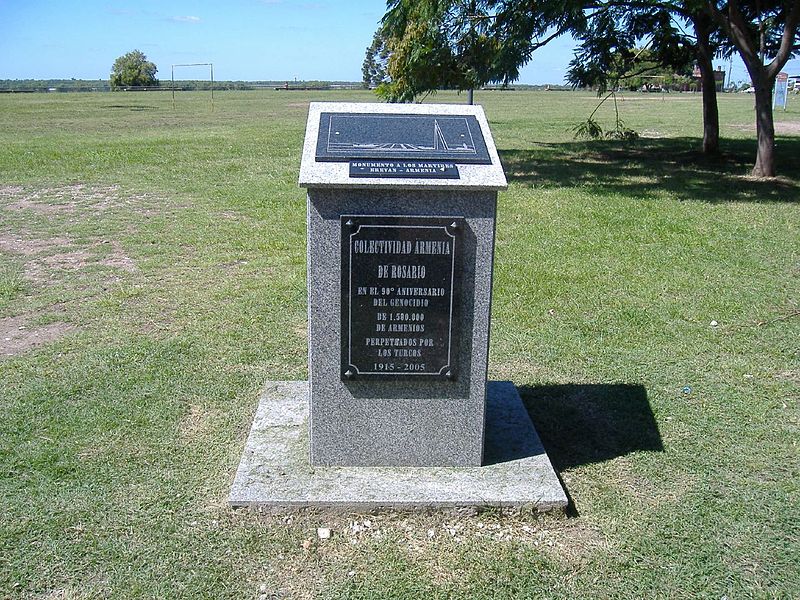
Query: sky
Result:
<box><xmin>0</xmin><ymin>0</ymin><xmax>797</xmax><ymax>85</ymax></box>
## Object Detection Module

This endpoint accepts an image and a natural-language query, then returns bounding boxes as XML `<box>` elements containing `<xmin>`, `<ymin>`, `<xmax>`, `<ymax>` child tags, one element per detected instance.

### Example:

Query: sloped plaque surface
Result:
<box><xmin>316</xmin><ymin>113</ymin><xmax>491</xmax><ymax>164</ymax></box>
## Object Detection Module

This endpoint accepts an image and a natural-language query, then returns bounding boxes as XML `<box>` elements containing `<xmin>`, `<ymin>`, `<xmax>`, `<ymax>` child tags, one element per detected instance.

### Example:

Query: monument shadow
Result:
<box><xmin>482</xmin><ymin>382</ymin><xmax>663</xmax><ymax>516</ymax></box>
<box><xmin>515</xmin><ymin>383</ymin><xmax>663</xmax><ymax>472</ymax></box>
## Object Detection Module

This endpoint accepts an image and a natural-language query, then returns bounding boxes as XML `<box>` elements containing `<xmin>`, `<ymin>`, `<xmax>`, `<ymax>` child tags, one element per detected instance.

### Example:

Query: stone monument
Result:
<box><xmin>230</xmin><ymin>102</ymin><xmax>567</xmax><ymax>509</ymax></box>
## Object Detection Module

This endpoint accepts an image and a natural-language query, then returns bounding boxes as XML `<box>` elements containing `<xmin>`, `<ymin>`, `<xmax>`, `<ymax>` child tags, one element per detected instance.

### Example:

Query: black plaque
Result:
<box><xmin>349</xmin><ymin>160</ymin><xmax>459</xmax><ymax>179</ymax></box>
<box><xmin>317</xmin><ymin>113</ymin><xmax>491</xmax><ymax>164</ymax></box>
<box><xmin>341</xmin><ymin>215</ymin><xmax>463</xmax><ymax>380</ymax></box>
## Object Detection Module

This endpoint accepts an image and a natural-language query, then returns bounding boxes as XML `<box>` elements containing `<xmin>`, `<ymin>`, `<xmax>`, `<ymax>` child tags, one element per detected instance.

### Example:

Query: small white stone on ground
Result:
<box><xmin>317</xmin><ymin>527</ymin><xmax>331</xmax><ymax>539</ymax></box>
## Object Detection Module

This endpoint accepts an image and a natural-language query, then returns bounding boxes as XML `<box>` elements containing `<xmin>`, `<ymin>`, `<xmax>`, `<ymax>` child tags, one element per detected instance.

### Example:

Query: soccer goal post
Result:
<box><xmin>171</xmin><ymin>63</ymin><xmax>214</xmax><ymax>110</ymax></box>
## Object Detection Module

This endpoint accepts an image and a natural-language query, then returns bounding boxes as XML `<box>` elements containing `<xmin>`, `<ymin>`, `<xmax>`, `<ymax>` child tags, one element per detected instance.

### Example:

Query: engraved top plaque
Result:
<box><xmin>299</xmin><ymin>102</ymin><xmax>508</xmax><ymax>190</ymax></box>
<box><xmin>341</xmin><ymin>215</ymin><xmax>463</xmax><ymax>380</ymax></box>
<box><xmin>316</xmin><ymin>113</ymin><xmax>491</xmax><ymax>164</ymax></box>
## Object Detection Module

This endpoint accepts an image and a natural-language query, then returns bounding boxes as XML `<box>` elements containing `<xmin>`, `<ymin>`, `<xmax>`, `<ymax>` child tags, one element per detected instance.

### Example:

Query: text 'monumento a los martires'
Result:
<box><xmin>341</xmin><ymin>215</ymin><xmax>463</xmax><ymax>380</ymax></box>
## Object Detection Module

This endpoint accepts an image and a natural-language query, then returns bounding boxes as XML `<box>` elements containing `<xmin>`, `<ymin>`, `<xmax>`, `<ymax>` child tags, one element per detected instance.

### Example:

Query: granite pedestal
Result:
<box><xmin>300</xmin><ymin>102</ymin><xmax>506</xmax><ymax>467</ymax></box>
<box><xmin>229</xmin><ymin>380</ymin><xmax>568</xmax><ymax>510</ymax></box>
<box><xmin>229</xmin><ymin>101</ymin><xmax>567</xmax><ymax>510</ymax></box>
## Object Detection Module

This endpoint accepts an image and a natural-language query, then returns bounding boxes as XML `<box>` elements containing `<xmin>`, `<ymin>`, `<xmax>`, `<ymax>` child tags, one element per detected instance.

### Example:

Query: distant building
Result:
<box><xmin>692</xmin><ymin>65</ymin><xmax>726</xmax><ymax>92</ymax></box>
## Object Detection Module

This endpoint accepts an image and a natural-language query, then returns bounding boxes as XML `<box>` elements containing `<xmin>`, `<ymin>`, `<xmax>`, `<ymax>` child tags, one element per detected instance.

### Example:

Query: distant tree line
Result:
<box><xmin>0</xmin><ymin>79</ymin><xmax>113</xmax><ymax>93</ymax></box>
<box><xmin>0</xmin><ymin>79</ymin><xmax>368</xmax><ymax>93</ymax></box>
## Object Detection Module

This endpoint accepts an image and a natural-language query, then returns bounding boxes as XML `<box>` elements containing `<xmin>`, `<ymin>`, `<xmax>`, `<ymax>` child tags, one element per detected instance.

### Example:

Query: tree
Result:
<box><xmin>704</xmin><ymin>1</ymin><xmax>800</xmax><ymax>177</ymax></box>
<box><xmin>690</xmin><ymin>8</ymin><xmax>725</xmax><ymax>156</ymax></box>
<box><xmin>578</xmin><ymin>48</ymin><xmax>692</xmax><ymax>92</ymax></box>
<box><xmin>376</xmin><ymin>0</ymin><xmax>579</xmax><ymax>102</ymax></box>
<box><xmin>566</xmin><ymin>3</ymin><xmax>725</xmax><ymax>155</ymax></box>
<box><xmin>545</xmin><ymin>0</ymin><xmax>799</xmax><ymax>172</ymax></box>
<box><xmin>377</xmin><ymin>0</ymin><xmax>597</xmax><ymax>102</ymax></box>
<box><xmin>362</xmin><ymin>30</ymin><xmax>391</xmax><ymax>90</ymax></box>
<box><xmin>377</xmin><ymin>0</ymin><xmax>798</xmax><ymax>174</ymax></box>
<box><xmin>377</xmin><ymin>1</ymin><xmax>718</xmax><ymax>147</ymax></box>
<box><xmin>378</xmin><ymin>0</ymin><xmax>494</xmax><ymax>102</ymax></box>
<box><xmin>110</xmin><ymin>50</ymin><xmax>158</xmax><ymax>89</ymax></box>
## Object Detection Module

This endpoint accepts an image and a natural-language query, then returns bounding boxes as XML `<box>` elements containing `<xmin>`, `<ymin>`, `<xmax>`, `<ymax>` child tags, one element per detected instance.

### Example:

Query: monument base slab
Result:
<box><xmin>229</xmin><ymin>380</ymin><xmax>568</xmax><ymax>511</ymax></box>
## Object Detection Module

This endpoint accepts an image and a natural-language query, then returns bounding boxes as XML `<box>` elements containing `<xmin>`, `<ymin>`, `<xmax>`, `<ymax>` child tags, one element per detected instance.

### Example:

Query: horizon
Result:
<box><xmin>1</xmin><ymin>0</ymin><xmax>797</xmax><ymax>87</ymax></box>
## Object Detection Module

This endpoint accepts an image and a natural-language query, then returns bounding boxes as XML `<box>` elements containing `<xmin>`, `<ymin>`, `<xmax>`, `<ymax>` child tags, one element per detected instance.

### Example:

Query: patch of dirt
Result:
<box><xmin>774</xmin><ymin>369</ymin><xmax>799</xmax><ymax>384</ymax></box>
<box><xmin>730</xmin><ymin>121</ymin><xmax>800</xmax><ymax>135</ymax></box>
<box><xmin>217</xmin><ymin>259</ymin><xmax>249</xmax><ymax>272</ymax></box>
<box><xmin>776</xmin><ymin>121</ymin><xmax>800</xmax><ymax>135</ymax></box>
<box><xmin>0</xmin><ymin>185</ymin><xmax>25</xmax><ymax>198</ymax></box>
<box><xmin>99</xmin><ymin>240</ymin><xmax>137</xmax><ymax>272</ymax></box>
<box><xmin>0</xmin><ymin>234</ymin><xmax>72</xmax><ymax>256</ymax></box>
<box><xmin>0</xmin><ymin>235</ymin><xmax>137</xmax><ymax>284</ymax></box>
<box><xmin>40</xmin><ymin>248</ymin><xmax>95</xmax><ymax>271</ymax></box>
<box><xmin>0</xmin><ymin>183</ymin><xmax>169</xmax><ymax>216</ymax></box>
<box><xmin>36</xmin><ymin>578</ymin><xmax>108</xmax><ymax>599</ymax></box>
<box><xmin>178</xmin><ymin>404</ymin><xmax>219</xmax><ymax>441</ymax></box>
<box><xmin>1</xmin><ymin>183</ymin><xmax>120</xmax><ymax>214</ymax></box>
<box><xmin>241</xmin><ymin>507</ymin><xmax>610</xmax><ymax>598</ymax></box>
<box><xmin>0</xmin><ymin>313</ymin><xmax>77</xmax><ymax>359</ymax></box>
<box><xmin>731</xmin><ymin>173</ymin><xmax>797</xmax><ymax>186</ymax></box>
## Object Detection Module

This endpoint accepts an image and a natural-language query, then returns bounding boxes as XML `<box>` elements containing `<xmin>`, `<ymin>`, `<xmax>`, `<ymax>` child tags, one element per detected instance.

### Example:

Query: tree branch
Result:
<box><xmin>706</xmin><ymin>0</ymin><xmax>760</xmax><ymax>73</ymax></box>
<box><xmin>529</xmin><ymin>24</ymin><xmax>572</xmax><ymax>51</ymax></box>
<box><xmin>765</xmin><ymin>1</ymin><xmax>800</xmax><ymax>79</ymax></box>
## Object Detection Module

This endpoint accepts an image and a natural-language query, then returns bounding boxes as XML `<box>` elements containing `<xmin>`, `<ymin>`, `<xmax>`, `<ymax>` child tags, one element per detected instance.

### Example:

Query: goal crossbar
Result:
<box><xmin>171</xmin><ymin>63</ymin><xmax>214</xmax><ymax>110</ymax></box>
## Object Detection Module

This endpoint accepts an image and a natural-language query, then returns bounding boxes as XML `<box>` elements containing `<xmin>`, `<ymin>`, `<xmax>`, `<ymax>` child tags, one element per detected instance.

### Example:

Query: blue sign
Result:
<box><xmin>774</xmin><ymin>74</ymin><xmax>789</xmax><ymax>110</ymax></box>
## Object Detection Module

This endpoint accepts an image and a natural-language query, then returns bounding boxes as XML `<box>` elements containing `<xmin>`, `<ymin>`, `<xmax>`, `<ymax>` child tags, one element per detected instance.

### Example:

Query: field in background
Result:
<box><xmin>1</xmin><ymin>90</ymin><xmax>798</xmax><ymax>599</ymax></box>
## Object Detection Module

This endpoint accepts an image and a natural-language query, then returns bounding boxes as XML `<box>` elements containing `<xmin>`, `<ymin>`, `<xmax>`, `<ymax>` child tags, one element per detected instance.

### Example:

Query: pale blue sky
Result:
<box><xmin>0</xmin><ymin>0</ymin><xmax>796</xmax><ymax>84</ymax></box>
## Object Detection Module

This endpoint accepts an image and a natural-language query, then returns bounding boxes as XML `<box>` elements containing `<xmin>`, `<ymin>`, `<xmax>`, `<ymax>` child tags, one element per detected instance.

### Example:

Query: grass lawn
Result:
<box><xmin>1</xmin><ymin>89</ymin><xmax>798</xmax><ymax>599</ymax></box>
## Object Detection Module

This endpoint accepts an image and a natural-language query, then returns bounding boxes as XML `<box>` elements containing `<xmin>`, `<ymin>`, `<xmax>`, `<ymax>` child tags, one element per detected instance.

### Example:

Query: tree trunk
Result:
<box><xmin>751</xmin><ymin>75</ymin><xmax>776</xmax><ymax>177</ymax></box>
<box><xmin>697</xmin><ymin>55</ymin><xmax>720</xmax><ymax>155</ymax></box>
<box><xmin>467</xmin><ymin>88</ymin><xmax>474</xmax><ymax>105</ymax></box>
<box><xmin>704</xmin><ymin>0</ymin><xmax>800</xmax><ymax>177</ymax></box>
<box><xmin>693</xmin><ymin>15</ymin><xmax>719</xmax><ymax>155</ymax></box>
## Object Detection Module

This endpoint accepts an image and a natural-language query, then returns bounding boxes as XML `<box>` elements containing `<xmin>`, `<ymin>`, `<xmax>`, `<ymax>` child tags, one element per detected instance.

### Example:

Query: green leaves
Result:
<box><xmin>110</xmin><ymin>50</ymin><xmax>158</xmax><ymax>90</ymax></box>
<box><xmin>376</xmin><ymin>0</ymin><xmax>520</xmax><ymax>102</ymax></box>
<box><xmin>362</xmin><ymin>31</ymin><xmax>391</xmax><ymax>90</ymax></box>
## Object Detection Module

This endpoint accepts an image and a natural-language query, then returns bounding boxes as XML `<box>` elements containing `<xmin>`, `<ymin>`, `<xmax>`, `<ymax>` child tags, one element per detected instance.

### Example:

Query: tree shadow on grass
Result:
<box><xmin>102</xmin><ymin>105</ymin><xmax>159</xmax><ymax>111</ymax></box>
<box><xmin>499</xmin><ymin>137</ymin><xmax>800</xmax><ymax>203</ymax></box>
<box><xmin>517</xmin><ymin>383</ymin><xmax>663</xmax><ymax>472</ymax></box>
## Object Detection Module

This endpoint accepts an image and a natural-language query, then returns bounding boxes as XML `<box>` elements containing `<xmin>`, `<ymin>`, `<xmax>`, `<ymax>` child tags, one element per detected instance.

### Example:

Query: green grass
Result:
<box><xmin>0</xmin><ymin>89</ymin><xmax>798</xmax><ymax>599</ymax></box>
<box><xmin>0</xmin><ymin>262</ymin><xmax>26</xmax><ymax>307</ymax></box>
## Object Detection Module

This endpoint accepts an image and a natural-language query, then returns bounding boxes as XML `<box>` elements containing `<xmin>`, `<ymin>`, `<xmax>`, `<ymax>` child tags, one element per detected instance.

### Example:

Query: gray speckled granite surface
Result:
<box><xmin>229</xmin><ymin>381</ymin><xmax>568</xmax><ymax>511</ymax></box>
<box><xmin>299</xmin><ymin>102</ymin><xmax>508</xmax><ymax>191</ymax></box>
<box><xmin>307</xmin><ymin>189</ymin><xmax>497</xmax><ymax>466</ymax></box>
